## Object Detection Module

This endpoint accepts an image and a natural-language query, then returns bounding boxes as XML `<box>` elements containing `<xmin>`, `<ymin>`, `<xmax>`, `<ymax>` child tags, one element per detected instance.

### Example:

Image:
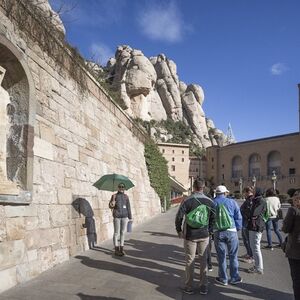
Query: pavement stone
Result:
<box><xmin>0</xmin><ymin>205</ymin><xmax>294</xmax><ymax>300</ymax></box>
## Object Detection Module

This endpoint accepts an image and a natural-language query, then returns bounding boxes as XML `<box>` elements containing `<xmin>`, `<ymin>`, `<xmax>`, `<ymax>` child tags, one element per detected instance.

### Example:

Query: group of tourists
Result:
<box><xmin>175</xmin><ymin>178</ymin><xmax>300</xmax><ymax>299</ymax></box>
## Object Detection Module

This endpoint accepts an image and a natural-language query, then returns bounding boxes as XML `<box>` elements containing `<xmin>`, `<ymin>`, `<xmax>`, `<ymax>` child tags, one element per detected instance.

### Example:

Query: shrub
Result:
<box><xmin>144</xmin><ymin>141</ymin><xmax>170</xmax><ymax>208</ymax></box>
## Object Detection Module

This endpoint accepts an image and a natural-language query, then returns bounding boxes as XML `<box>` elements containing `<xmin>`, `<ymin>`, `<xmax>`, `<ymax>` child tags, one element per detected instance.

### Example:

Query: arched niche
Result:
<box><xmin>267</xmin><ymin>150</ymin><xmax>281</xmax><ymax>176</ymax></box>
<box><xmin>0</xmin><ymin>35</ymin><xmax>35</xmax><ymax>203</ymax></box>
<box><xmin>232</xmin><ymin>155</ymin><xmax>242</xmax><ymax>178</ymax></box>
<box><xmin>248</xmin><ymin>153</ymin><xmax>261</xmax><ymax>177</ymax></box>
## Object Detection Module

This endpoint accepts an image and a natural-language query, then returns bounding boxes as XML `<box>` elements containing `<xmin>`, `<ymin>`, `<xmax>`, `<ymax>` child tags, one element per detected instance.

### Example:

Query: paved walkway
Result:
<box><xmin>0</xmin><ymin>205</ymin><xmax>294</xmax><ymax>300</ymax></box>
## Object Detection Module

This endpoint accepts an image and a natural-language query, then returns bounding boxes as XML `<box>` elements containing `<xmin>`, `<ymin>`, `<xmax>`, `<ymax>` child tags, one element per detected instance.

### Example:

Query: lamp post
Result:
<box><xmin>271</xmin><ymin>170</ymin><xmax>277</xmax><ymax>191</ymax></box>
<box><xmin>252</xmin><ymin>175</ymin><xmax>256</xmax><ymax>188</ymax></box>
<box><xmin>239</xmin><ymin>177</ymin><xmax>243</xmax><ymax>198</ymax></box>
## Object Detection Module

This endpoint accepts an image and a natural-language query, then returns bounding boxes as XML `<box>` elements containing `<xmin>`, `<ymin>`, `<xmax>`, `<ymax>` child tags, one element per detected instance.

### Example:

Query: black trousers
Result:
<box><xmin>288</xmin><ymin>258</ymin><xmax>300</xmax><ymax>300</ymax></box>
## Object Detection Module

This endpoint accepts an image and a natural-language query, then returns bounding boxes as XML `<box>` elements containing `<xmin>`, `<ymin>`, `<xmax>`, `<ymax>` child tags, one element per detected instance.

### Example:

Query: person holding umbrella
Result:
<box><xmin>109</xmin><ymin>182</ymin><xmax>132</xmax><ymax>256</ymax></box>
<box><xmin>93</xmin><ymin>173</ymin><xmax>134</xmax><ymax>256</ymax></box>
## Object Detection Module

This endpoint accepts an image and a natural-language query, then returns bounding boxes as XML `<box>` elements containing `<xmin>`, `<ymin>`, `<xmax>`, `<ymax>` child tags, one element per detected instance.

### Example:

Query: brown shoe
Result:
<box><xmin>114</xmin><ymin>246</ymin><xmax>121</xmax><ymax>256</ymax></box>
<box><xmin>120</xmin><ymin>246</ymin><xmax>125</xmax><ymax>256</ymax></box>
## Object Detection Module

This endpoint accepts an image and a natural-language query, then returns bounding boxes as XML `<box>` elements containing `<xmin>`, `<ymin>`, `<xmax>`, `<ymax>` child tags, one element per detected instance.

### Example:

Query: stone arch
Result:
<box><xmin>267</xmin><ymin>150</ymin><xmax>281</xmax><ymax>176</ymax></box>
<box><xmin>0</xmin><ymin>35</ymin><xmax>35</xmax><ymax>196</ymax></box>
<box><xmin>232</xmin><ymin>155</ymin><xmax>242</xmax><ymax>178</ymax></box>
<box><xmin>248</xmin><ymin>153</ymin><xmax>261</xmax><ymax>177</ymax></box>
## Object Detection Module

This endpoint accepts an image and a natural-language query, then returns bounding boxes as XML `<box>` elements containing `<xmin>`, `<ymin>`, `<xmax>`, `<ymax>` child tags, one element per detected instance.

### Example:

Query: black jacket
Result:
<box><xmin>175</xmin><ymin>192</ymin><xmax>215</xmax><ymax>240</ymax></box>
<box><xmin>240</xmin><ymin>196</ymin><xmax>254</xmax><ymax>228</ymax></box>
<box><xmin>247</xmin><ymin>195</ymin><xmax>267</xmax><ymax>232</ymax></box>
<box><xmin>109</xmin><ymin>192</ymin><xmax>132</xmax><ymax>219</ymax></box>
<box><xmin>282</xmin><ymin>206</ymin><xmax>300</xmax><ymax>259</ymax></box>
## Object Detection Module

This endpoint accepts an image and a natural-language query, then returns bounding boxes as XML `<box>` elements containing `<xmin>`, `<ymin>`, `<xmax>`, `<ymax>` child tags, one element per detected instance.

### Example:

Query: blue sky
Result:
<box><xmin>49</xmin><ymin>0</ymin><xmax>300</xmax><ymax>142</ymax></box>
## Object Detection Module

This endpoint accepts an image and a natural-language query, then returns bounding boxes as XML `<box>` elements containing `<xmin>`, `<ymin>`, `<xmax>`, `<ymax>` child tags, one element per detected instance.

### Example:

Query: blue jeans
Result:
<box><xmin>113</xmin><ymin>218</ymin><xmax>127</xmax><ymax>247</ymax></box>
<box><xmin>265</xmin><ymin>218</ymin><xmax>283</xmax><ymax>246</ymax></box>
<box><xmin>214</xmin><ymin>230</ymin><xmax>240</xmax><ymax>283</ymax></box>
<box><xmin>249</xmin><ymin>231</ymin><xmax>263</xmax><ymax>271</ymax></box>
<box><xmin>241</xmin><ymin>227</ymin><xmax>253</xmax><ymax>257</ymax></box>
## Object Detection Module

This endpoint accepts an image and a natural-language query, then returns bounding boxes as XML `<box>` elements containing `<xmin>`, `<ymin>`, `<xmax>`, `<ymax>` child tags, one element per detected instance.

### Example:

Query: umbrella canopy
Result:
<box><xmin>93</xmin><ymin>173</ymin><xmax>134</xmax><ymax>192</ymax></box>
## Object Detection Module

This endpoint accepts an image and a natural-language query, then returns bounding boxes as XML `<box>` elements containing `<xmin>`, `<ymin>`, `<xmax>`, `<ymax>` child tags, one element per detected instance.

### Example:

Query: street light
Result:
<box><xmin>252</xmin><ymin>175</ymin><xmax>256</xmax><ymax>188</ymax></box>
<box><xmin>239</xmin><ymin>177</ymin><xmax>243</xmax><ymax>198</ymax></box>
<box><xmin>271</xmin><ymin>170</ymin><xmax>277</xmax><ymax>191</ymax></box>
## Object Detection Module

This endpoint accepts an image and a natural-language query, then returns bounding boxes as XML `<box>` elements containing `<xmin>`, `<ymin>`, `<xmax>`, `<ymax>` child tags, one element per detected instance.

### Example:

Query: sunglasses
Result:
<box><xmin>118</xmin><ymin>185</ymin><xmax>125</xmax><ymax>189</ymax></box>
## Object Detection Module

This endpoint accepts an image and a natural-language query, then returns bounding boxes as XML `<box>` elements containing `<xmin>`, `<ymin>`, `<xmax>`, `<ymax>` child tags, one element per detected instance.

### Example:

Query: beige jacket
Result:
<box><xmin>265</xmin><ymin>196</ymin><xmax>281</xmax><ymax>218</ymax></box>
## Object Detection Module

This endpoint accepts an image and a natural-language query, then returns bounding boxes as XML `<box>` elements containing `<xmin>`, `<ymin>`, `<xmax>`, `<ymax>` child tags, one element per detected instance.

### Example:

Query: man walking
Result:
<box><xmin>214</xmin><ymin>185</ymin><xmax>243</xmax><ymax>286</ymax></box>
<box><xmin>175</xmin><ymin>179</ymin><xmax>215</xmax><ymax>295</ymax></box>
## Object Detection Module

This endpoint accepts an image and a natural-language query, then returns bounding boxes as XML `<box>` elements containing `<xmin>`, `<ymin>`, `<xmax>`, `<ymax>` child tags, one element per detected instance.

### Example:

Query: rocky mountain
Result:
<box><xmin>45</xmin><ymin>0</ymin><xmax>231</xmax><ymax>148</ymax></box>
<box><xmin>106</xmin><ymin>45</ymin><xmax>231</xmax><ymax>148</ymax></box>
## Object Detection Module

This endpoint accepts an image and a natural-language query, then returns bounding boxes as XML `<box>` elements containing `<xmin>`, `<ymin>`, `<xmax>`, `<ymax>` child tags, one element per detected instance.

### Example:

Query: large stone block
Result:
<box><xmin>25</xmin><ymin>228</ymin><xmax>60</xmax><ymax>250</ymax></box>
<box><xmin>0</xmin><ymin>266</ymin><xmax>17</xmax><ymax>293</ymax></box>
<box><xmin>34</xmin><ymin>137</ymin><xmax>54</xmax><ymax>160</ymax></box>
<box><xmin>38</xmin><ymin>246</ymin><xmax>53</xmax><ymax>272</ymax></box>
<box><xmin>6</xmin><ymin>217</ymin><xmax>26</xmax><ymax>240</ymax></box>
<box><xmin>52</xmin><ymin>248</ymin><xmax>69</xmax><ymax>265</ymax></box>
<box><xmin>49</xmin><ymin>205</ymin><xmax>70</xmax><ymax>227</ymax></box>
<box><xmin>57</xmin><ymin>187</ymin><xmax>72</xmax><ymax>204</ymax></box>
<box><xmin>0</xmin><ymin>240</ymin><xmax>26</xmax><ymax>270</ymax></box>
<box><xmin>37</xmin><ymin>205</ymin><xmax>50</xmax><ymax>228</ymax></box>
<box><xmin>5</xmin><ymin>204</ymin><xmax>38</xmax><ymax>218</ymax></box>
<box><xmin>67</xmin><ymin>143</ymin><xmax>79</xmax><ymax>161</ymax></box>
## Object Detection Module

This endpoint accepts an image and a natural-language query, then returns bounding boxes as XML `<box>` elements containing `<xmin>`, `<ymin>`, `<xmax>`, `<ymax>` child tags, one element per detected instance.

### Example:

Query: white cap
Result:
<box><xmin>215</xmin><ymin>185</ymin><xmax>229</xmax><ymax>194</ymax></box>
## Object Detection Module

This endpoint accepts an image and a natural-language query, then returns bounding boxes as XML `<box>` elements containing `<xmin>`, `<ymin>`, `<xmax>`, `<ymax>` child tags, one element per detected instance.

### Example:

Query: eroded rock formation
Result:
<box><xmin>106</xmin><ymin>45</ymin><xmax>230</xmax><ymax>147</ymax></box>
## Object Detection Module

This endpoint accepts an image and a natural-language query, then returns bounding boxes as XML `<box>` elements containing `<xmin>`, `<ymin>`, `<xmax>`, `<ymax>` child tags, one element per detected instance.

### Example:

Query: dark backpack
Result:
<box><xmin>215</xmin><ymin>203</ymin><xmax>233</xmax><ymax>230</ymax></box>
<box><xmin>186</xmin><ymin>198</ymin><xmax>210</xmax><ymax>228</ymax></box>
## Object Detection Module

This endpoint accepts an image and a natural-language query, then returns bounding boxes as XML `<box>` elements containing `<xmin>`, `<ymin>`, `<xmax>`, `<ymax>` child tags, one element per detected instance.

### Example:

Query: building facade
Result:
<box><xmin>206</xmin><ymin>132</ymin><xmax>300</xmax><ymax>194</ymax></box>
<box><xmin>157</xmin><ymin>142</ymin><xmax>190</xmax><ymax>191</ymax></box>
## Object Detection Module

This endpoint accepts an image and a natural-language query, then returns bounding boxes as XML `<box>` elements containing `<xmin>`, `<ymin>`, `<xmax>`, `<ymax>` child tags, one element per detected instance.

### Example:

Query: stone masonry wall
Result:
<box><xmin>0</xmin><ymin>5</ymin><xmax>161</xmax><ymax>292</ymax></box>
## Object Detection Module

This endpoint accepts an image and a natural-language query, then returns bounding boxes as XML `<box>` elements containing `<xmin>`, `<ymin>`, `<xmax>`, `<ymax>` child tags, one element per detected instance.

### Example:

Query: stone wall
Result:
<box><xmin>0</xmin><ymin>4</ymin><xmax>161</xmax><ymax>293</ymax></box>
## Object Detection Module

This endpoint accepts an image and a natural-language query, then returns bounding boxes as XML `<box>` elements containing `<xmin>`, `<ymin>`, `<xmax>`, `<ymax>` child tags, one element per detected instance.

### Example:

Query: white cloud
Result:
<box><xmin>90</xmin><ymin>43</ymin><xmax>114</xmax><ymax>66</ymax></box>
<box><xmin>270</xmin><ymin>63</ymin><xmax>289</xmax><ymax>75</ymax></box>
<box><xmin>137</xmin><ymin>1</ymin><xmax>188</xmax><ymax>43</ymax></box>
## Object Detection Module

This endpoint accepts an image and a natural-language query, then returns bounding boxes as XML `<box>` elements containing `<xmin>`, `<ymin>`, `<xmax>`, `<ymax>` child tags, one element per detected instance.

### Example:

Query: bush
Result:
<box><xmin>144</xmin><ymin>141</ymin><xmax>170</xmax><ymax>208</ymax></box>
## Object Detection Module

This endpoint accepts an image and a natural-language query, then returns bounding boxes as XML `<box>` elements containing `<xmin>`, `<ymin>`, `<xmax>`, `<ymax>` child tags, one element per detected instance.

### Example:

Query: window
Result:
<box><xmin>232</xmin><ymin>155</ymin><xmax>242</xmax><ymax>178</ymax></box>
<box><xmin>162</xmin><ymin>149</ymin><xmax>165</xmax><ymax>153</ymax></box>
<box><xmin>182</xmin><ymin>150</ymin><xmax>184</xmax><ymax>154</ymax></box>
<box><xmin>289</xmin><ymin>168</ymin><xmax>296</xmax><ymax>175</ymax></box>
<box><xmin>172</xmin><ymin>150</ymin><xmax>175</xmax><ymax>154</ymax></box>
<box><xmin>222</xmin><ymin>164</ymin><xmax>224</xmax><ymax>168</ymax></box>
<box><xmin>172</xmin><ymin>157</ymin><xmax>175</xmax><ymax>161</ymax></box>
<box><xmin>290</xmin><ymin>157</ymin><xmax>294</xmax><ymax>162</ymax></box>
<box><xmin>212</xmin><ymin>157</ymin><xmax>214</xmax><ymax>162</ymax></box>
<box><xmin>267</xmin><ymin>151</ymin><xmax>281</xmax><ymax>175</ymax></box>
<box><xmin>222</xmin><ymin>174</ymin><xmax>224</xmax><ymax>180</ymax></box>
<box><xmin>182</xmin><ymin>158</ymin><xmax>184</xmax><ymax>162</ymax></box>
<box><xmin>171</xmin><ymin>165</ymin><xmax>175</xmax><ymax>171</ymax></box>
<box><xmin>249</xmin><ymin>153</ymin><xmax>261</xmax><ymax>177</ymax></box>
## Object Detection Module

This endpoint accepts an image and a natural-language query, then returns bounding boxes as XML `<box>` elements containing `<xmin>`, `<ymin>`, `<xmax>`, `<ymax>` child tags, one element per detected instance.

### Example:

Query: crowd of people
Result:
<box><xmin>175</xmin><ymin>179</ymin><xmax>300</xmax><ymax>299</ymax></box>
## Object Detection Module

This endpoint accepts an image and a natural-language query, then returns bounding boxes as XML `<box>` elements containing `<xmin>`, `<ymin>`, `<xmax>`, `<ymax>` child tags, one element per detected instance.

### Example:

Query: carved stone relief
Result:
<box><xmin>0</xmin><ymin>65</ymin><xmax>19</xmax><ymax>195</ymax></box>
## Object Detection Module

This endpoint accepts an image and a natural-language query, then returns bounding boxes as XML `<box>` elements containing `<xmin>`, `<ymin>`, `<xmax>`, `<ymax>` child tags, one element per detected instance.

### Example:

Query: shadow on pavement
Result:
<box><xmin>76</xmin><ymin>238</ymin><xmax>293</xmax><ymax>300</ymax></box>
<box><xmin>77</xmin><ymin>293</ymin><xmax>124</xmax><ymax>300</ymax></box>
<box><xmin>143</xmin><ymin>231</ymin><xmax>178</xmax><ymax>238</ymax></box>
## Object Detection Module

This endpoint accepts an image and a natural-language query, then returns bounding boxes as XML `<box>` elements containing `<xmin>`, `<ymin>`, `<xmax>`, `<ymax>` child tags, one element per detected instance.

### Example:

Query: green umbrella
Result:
<box><xmin>93</xmin><ymin>173</ymin><xmax>134</xmax><ymax>192</ymax></box>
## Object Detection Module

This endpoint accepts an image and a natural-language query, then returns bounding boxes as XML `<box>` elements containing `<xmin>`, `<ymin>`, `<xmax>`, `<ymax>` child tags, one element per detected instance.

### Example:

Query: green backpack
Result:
<box><xmin>215</xmin><ymin>203</ymin><xmax>233</xmax><ymax>230</ymax></box>
<box><xmin>186</xmin><ymin>199</ymin><xmax>210</xmax><ymax>228</ymax></box>
<box><xmin>262</xmin><ymin>202</ymin><xmax>270</xmax><ymax>222</ymax></box>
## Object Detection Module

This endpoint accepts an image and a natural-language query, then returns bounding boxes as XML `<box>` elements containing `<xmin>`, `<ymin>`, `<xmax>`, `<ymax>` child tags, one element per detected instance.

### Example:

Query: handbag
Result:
<box><xmin>277</xmin><ymin>208</ymin><xmax>283</xmax><ymax>220</ymax></box>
